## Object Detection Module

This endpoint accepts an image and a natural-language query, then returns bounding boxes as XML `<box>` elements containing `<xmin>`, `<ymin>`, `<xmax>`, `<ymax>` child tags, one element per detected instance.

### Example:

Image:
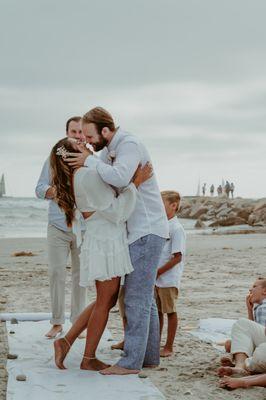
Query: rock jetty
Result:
<box><xmin>177</xmin><ymin>197</ymin><xmax>266</xmax><ymax>228</ymax></box>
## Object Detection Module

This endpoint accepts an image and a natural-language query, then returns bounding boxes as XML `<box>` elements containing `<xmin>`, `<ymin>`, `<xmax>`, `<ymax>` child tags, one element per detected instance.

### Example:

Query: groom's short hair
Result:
<box><xmin>65</xmin><ymin>116</ymin><xmax>82</xmax><ymax>133</ymax></box>
<box><xmin>83</xmin><ymin>107</ymin><xmax>116</xmax><ymax>134</ymax></box>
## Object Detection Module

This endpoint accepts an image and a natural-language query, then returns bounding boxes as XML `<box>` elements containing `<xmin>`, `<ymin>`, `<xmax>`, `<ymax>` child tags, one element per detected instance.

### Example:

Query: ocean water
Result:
<box><xmin>0</xmin><ymin>197</ymin><xmax>199</xmax><ymax>239</ymax></box>
<box><xmin>0</xmin><ymin>197</ymin><xmax>48</xmax><ymax>238</ymax></box>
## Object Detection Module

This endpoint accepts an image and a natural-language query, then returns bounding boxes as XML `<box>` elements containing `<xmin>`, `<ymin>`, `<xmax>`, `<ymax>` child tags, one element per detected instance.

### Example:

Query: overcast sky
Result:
<box><xmin>1</xmin><ymin>0</ymin><xmax>266</xmax><ymax>198</ymax></box>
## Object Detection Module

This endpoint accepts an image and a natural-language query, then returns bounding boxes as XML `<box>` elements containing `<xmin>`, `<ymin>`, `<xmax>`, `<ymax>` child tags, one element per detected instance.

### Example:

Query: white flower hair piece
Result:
<box><xmin>107</xmin><ymin>150</ymin><xmax>116</xmax><ymax>163</ymax></box>
<box><xmin>56</xmin><ymin>145</ymin><xmax>69</xmax><ymax>159</ymax></box>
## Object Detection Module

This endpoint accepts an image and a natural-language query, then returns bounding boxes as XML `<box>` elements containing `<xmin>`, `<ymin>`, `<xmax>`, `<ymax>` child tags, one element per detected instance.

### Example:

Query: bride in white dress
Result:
<box><xmin>49</xmin><ymin>137</ymin><xmax>152</xmax><ymax>371</ymax></box>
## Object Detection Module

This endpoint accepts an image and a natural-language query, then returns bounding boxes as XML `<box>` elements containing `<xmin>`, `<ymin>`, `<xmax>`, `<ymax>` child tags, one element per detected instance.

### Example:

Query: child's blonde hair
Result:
<box><xmin>257</xmin><ymin>277</ymin><xmax>266</xmax><ymax>289</ymax></box>
<box><xmin>161</xmin><ymin>191</ymin><xmax>181</xmax><ymax>212</ymax></box>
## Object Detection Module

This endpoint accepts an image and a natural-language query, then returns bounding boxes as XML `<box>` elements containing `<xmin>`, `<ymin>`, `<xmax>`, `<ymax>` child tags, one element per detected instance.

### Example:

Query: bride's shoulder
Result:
<box><xmin>76</xmin><ymin>167</ymin><xmax>95</xmax><ymax>178</ymax></box>
<box><xmin>75</xmin><ymin>167</ymin><xmax>102</xmax><ymax>184</ymax></box>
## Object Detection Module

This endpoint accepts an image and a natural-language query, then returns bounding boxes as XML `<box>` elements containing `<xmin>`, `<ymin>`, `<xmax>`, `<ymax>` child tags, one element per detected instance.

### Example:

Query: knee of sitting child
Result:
<box><xmin>245</xmin><ymin>343</ymin><xmax>266</xmax><ymax>373</ymax></box>
<box><xmin>224</xmin><ymin>339</ymin><xmax>231</xmax><ymax>353</ymax></box>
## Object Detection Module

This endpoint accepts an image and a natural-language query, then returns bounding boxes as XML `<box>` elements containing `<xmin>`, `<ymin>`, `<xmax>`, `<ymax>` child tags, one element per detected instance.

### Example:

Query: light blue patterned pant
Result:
<box><xmin>117</xmin><ymin>234</ymin><xmax>165</xmax><ymax>370</ymax></box>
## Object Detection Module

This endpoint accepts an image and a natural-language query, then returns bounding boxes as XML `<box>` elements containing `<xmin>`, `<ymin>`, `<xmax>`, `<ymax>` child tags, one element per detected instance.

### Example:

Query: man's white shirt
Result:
<box><xmin>84</xmin><ymin>128</ymin><xmax>169</xmax><ymax>244</ymax></box>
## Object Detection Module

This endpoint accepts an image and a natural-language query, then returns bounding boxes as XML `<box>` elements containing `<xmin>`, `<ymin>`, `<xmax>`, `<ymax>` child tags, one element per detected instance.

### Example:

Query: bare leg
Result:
<box><xmin>66</xmin><ymin>301</ymin><xmax>95</xmax><ymax>345</ymax></box>
<box><xmin>224</xmin><ymin>339</ymin><xmax>231</xmax><ymax>353</ymax></box>
<box><xmin>220</xmin><ymin>373</ymin><xmax>266</xmax><ymax>389</ymax></box>
<box><xmin>160</xmin><ymin>312</ymin><xmax>177</xmax><ymax>357</ymax></box>
<box><xmin>111</xmin><ymin>317</ymin><xmax>126</xmax><ymax>350</ymax></box>
<box><xmin>80</xmin><ymin>277</ymin><xmax>120</xmax><ymax>371</ymax></box>
<box><xmin>158</xmin><ymin>311</ymin><xmax>164</xmax><ymax>338</ymax></box>
<box><xmin>218</xmin><ymin>353</ymin><xmax>249</xmax><ymax>377</ymax></box>
<box><xmin>54</xmin><ymin>301</ymin><xmax>95</xmax><ymax>369</ymax></box>
<box><xmin>220</xmin><ymin>340</ymin><xmax>234</xmax><ymax>366</ymax></box>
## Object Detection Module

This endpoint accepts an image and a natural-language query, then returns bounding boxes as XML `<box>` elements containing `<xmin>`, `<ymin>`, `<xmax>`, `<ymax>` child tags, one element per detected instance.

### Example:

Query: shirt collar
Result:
<box><xmin>107</xmin><ymin>127</ymin><xmax>122</xmax><ymax>152</ymax></box>
<box><xmin>254</xmin><ymin>298</ymin><xmax>266</xmax><ymax>309</ymax></box>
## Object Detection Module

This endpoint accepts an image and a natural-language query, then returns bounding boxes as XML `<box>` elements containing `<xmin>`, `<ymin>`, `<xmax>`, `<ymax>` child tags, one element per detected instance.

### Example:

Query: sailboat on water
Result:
<box><xmin>0</xmin><ymin>174</ymin><xmax>6</xmax><ymax>197</ymax></box>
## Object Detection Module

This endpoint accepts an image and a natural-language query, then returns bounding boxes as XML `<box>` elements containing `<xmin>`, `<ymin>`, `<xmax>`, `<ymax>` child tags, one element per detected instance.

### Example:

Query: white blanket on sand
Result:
<box><xmin>5</xmin><ymin>317</ymin><xmax>165</xmax><ymax>400</ymax></box>
<box><xmin>190</xmin><ymin>318</ymin><xmax>236</xmax><ymax>350</ymax></box>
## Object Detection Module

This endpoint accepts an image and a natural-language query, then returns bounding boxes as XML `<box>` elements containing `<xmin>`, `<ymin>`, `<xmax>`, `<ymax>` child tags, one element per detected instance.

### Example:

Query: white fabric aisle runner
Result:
<box><xmin>6</xmin><ymin>320</ymin><xmax>165</xmax><ymax>400</ymax></box>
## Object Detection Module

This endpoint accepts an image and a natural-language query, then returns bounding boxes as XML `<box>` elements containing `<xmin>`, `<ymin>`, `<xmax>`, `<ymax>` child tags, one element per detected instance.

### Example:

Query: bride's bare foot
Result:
<box><xmin>54</xmin><ymin>338</ymin><xmax>70</xmax><ymax>369</ymax></box>
<box><xmin>80</xmin><ymin>358</ymin><xmax>110</xmax><ymax>371</ymax></box>
<box><xmin>111</xmin><ymin>341</ymin><xmax>124</xmax><ymax>350</ymax></box>
<box><xmin>218</xmin><ymin>366</ymin><xmax>249</xmax><ymax>377</ymax></box>
<box><xmin>45</xmin><ymin>325</ymin><xmax>63</xmax><ymax>339</ymax></box>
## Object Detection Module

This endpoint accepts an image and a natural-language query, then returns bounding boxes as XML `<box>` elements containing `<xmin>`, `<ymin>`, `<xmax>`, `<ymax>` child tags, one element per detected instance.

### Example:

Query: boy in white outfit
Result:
<box><xmin>155</xmin><ymin>191</ymin><xmax>186</xmax><ymax>357</ymax></box>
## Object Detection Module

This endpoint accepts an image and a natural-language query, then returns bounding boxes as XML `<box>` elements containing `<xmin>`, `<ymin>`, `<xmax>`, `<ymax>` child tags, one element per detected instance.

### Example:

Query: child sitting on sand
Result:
<box><xmin>155</xmin><ymin>191</ymin><xmax>186</xmax><ymax>357</ymax></box>
<box><xmin>218</xmin><ymin>278</ymin><xmax>266</xmax><ymax>381</ymax></box>
<box><xmin>221</xmin><ymin>277</ymin><xmax>266</xmax><ymax>365</ymax></box>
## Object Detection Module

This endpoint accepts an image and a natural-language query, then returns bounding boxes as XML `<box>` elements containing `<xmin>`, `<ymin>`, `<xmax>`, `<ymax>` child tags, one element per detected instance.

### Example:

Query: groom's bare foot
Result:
<box><xmin>45</xmin><ymin>325</ymin><xmax>63</xmax><ymax>339</ymax></box>
<box><xmin>218</xmin><ymin>366</ymin><xmax>249</xmax><ymax>377</ymax></box>
<box><xmin>111</xmin><ymin>341</ymin><xmax>124</xmax><ymax>350</ymax></box>
<box><xmin>160</xmin><ymin>347</ymin><xmax>173</xmax><ymax>357</ymax></box>
<box><xmin>80</xmin><ymin>358</ymin><xmax>110</xmax><ymax>371</ymax></box>
<box><xmin>54</xmin><ymin>338</ymin><xmax>69</xmax><ymax>369</ymax></box>
<box><xmin>100</xmin><ymin>365</ymin><xmax>140</xmax><ymax>375</ymax></box>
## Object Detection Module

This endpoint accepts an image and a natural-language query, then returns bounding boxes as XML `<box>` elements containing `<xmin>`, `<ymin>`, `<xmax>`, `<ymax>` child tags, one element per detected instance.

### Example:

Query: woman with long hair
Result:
<box><xmin>50</xmin><ymin>137</ymin><xmax>152</xmax><ymax>372</ymax></box>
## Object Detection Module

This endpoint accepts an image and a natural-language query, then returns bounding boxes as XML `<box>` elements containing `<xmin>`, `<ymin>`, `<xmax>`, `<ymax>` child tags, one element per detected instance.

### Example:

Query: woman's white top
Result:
<box><xmin>73</xmin><ymin>167</ymin><xmax>137</xmax><ymax>287</ymax></box>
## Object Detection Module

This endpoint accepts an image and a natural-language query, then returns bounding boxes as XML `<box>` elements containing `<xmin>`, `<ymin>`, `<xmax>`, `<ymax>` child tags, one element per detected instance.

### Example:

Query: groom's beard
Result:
<box><xmin>92</xmin><ymin>135</ymin><xmax>108</xmax><ymax>152</ymax></box>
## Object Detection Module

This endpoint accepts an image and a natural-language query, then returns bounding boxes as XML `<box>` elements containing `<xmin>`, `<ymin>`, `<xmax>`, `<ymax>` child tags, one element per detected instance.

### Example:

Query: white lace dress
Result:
<box><xmin>73</xmin><ymin>167</ymin><xmax>136</xmax><ymax>287</ymax></box>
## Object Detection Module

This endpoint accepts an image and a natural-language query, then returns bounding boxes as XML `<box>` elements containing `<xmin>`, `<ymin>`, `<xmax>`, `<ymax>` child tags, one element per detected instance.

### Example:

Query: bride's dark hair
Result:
<box><xmin>50</xmin><ymin>138</ymin><xmax>81</xmax><ymax>226</ymax></box>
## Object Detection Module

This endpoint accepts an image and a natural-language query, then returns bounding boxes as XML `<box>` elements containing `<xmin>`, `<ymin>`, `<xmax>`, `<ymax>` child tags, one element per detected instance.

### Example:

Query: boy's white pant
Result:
<box><xmin>47</xmin><ymin>225</ymin><xmax>87</xmax><ymax>325</ymax></box>
<box><xmin>231</xmin><ymin>318</ymin><xmax>266</xmax><ymax>373</ymax></box>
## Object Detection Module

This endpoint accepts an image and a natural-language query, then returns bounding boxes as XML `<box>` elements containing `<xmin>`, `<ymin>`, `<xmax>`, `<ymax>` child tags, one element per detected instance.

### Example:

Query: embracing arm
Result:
<box><xmin>85</xmin><ymin>142</ymin><xmax>141</xmax><ymax>188</ymax></box>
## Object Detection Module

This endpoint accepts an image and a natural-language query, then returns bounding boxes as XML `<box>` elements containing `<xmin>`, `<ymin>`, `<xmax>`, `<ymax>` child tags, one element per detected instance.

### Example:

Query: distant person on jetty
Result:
<box><xmin>225</xmin><ymin>181</ymin><xmax>231</xmax><ymax>198</ymax></box>
<box><xmin>155</xmin><ymin>191</ymin><xmax>186</xmax><ymax>357</ymax></box>
<box><xmin>217</xmin><ymin>185</ymin><xmax>223</xmax><ymax>197</ymax></box>
<box><xmin>202</xmin><ymin>183</ymin><xmax>206</xmax><ymax>196</ymax></box>
<box><xmin>35</xmin><ymin>116</ymin><xmax>87</xmax><ymax>339</ymax></box>
<box><xmin>51</xmin><ymin>135</ymin><xmax>152</xmax><ymax>371</ymax></box>
<box><xmin>230</xmin><ymin>182</ymin><xmax>235</xmax><ymax>198</ymax></box>
<box><xmin>210</xmin><ymin>184</ymin><xmax>214</xmax><ymax>197</ymax></box>
<box><xmin>218</xmin><ymin>278</ymin><xmax>266</xmax><ymax>380</ymax></box>
<box><xmin>60</xmin><ymin>107</ymin><xmax>168</xmax><ymax>375</ymax></box>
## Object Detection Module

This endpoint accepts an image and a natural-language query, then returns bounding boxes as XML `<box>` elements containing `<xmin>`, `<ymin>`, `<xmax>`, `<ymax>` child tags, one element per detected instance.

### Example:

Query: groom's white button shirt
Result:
<box><xmin>84</xmin><ymin>128</ymin><xmax>169</xmax><ymax>244</ymax></box>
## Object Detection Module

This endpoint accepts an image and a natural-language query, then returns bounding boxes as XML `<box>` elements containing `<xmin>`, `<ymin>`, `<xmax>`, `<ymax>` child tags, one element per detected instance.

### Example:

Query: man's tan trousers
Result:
<box><xmin>47</xmin><ymin>225</ymin><xmax>87</xmax><ymax>325</ymax></box>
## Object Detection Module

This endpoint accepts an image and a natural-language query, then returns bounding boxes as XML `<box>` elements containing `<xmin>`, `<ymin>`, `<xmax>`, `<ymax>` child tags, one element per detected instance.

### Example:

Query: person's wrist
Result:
<box><xmin>133</xmin><ymin>179</ymin><xmax>140</xmax><ymax>188</ymax></box>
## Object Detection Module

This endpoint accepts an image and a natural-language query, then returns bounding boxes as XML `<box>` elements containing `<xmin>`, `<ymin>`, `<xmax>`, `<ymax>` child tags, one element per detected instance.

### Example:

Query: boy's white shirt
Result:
<box><xmin>156</xmin><ymin>216</ymin><xmax>186</xmax><ymax>289</ymax></box>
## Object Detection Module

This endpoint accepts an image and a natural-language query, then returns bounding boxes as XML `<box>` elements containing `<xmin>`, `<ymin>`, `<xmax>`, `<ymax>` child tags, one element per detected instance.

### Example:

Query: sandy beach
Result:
<box><xmin>0</xmin><ymin>233</ymin><xmax>266</xmax><ymax>400</ymax></box>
